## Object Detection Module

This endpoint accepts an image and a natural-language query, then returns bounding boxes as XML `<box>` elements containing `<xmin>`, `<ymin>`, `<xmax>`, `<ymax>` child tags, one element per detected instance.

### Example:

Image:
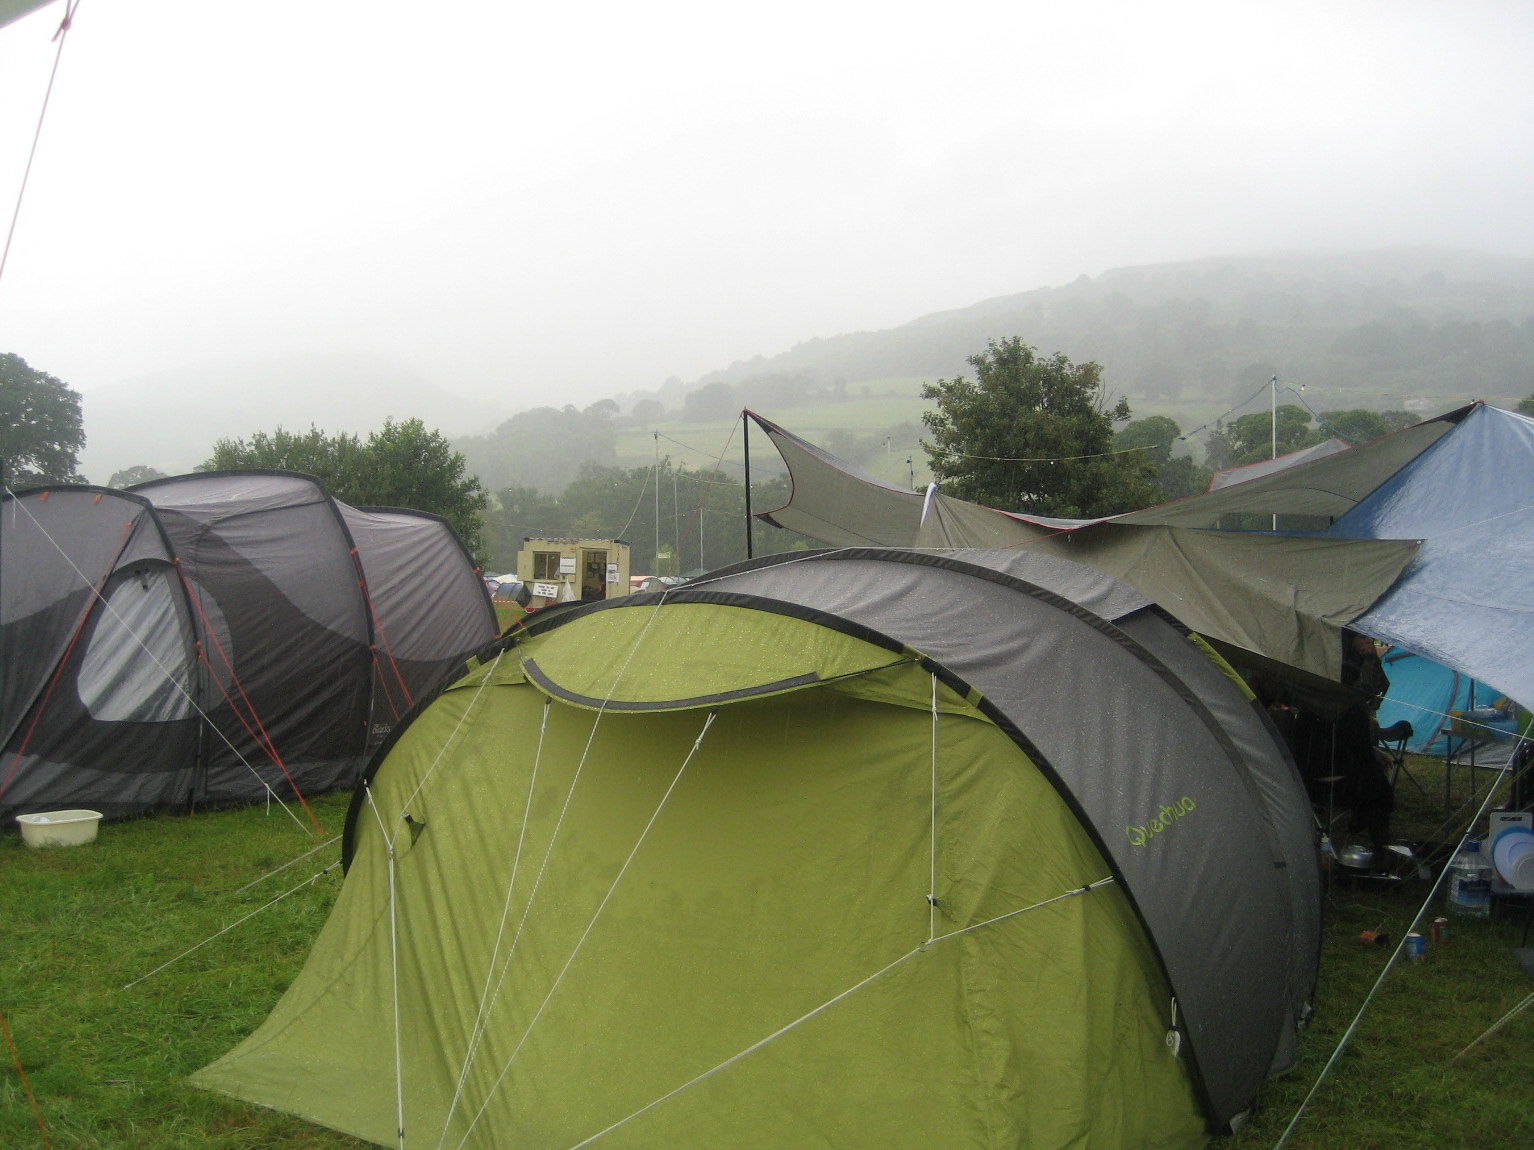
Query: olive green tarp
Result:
<box><xmin>189</xmin><ymin>591</ymin><xmax>1282</xmax><ymax>1149</ymax></box>
<box><xmin>748</xmin><ymin>410</ymin><xmax>1424</xmax><ymax>683</ymax></box>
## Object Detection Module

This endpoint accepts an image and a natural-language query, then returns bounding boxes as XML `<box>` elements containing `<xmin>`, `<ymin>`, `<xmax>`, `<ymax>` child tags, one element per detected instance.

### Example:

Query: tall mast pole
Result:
<box><xmin>653</xmin><ymin>431</ymin><xmax>660</xmax><ymax>574</ymax></box>
<box><xmin>1270</xmin><ymin>374</ymin><xmax>1278</xmax><ymax>460</ymax></box>
<box><xmin>742</xmin><ymin>410</ymin><xmax>754</xmax><ymax>559</ymax></box>
<box><xmin>1270</xmin><ymin>375</ymin><xmax>1279</xmax><ymax>532</ymax></box>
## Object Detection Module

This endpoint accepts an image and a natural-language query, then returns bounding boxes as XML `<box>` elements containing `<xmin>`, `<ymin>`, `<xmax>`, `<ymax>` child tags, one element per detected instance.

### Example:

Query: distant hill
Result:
<box><xmin>79</xmin><ymin>354</ymin><xmax>508</xmax><ymax>484</ymax></box>
<box><xmin>669</xmin><ymin>248</ymin><xmax>1534</xmax><ymax>409</ymax></box>
<box><xmin>461</xmin><ymin>249</ymin><xmax>1534</xmax><ymax>496</ymax></box>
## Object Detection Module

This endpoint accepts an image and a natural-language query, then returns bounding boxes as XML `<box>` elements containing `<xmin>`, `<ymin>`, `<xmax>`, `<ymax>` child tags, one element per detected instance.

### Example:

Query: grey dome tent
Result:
<box><xmin>0</xmin><ymin>471</ymin><xmax>498</xmax><ymax>822</ymax></box>
<box><xmin>193</xmin><ymin>547</ymin><xmax>1318</xmax><ymax>1148</ymax></box>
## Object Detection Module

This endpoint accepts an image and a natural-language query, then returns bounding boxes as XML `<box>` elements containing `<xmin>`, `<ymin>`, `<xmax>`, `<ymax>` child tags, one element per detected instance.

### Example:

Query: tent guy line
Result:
<box><xmin>119</xmin><ymin>861</ymin><xmax>341</xmax><ymax>992</ymax></box>
<box><xmin>436</xmin><ymin>696</ymin><xmax>554</xmax><ymax>1150</ymax></box>
<box><xmin>1269</xmin><ymin>740</ymin><xmax>1525</xmax><ymax>1150</ymax></box>
<box><xmin>394</xmin><ymin>649</ymin><xmax>507</xmax><ymax>823</ymax></box>
<box><xmin>361</xmin><ymin>784</ymin><xmax>406</xmax><ymax>1150</ymax></box>
<box><xmin>0</xmin><ymin>0</ymin><xmax>79</xmax><ymax>295</ymax></box>
<box><xmin>558</xmin><ymin>875</ymin><xmax>1121</xmax><ymax>1150</ymax></box>
<box><xmin>447</xmin><ymin>702</ymin><xmax>719</xmax><ymax>1148</ymax></box>
<box><xmin>0</xmin><ymin>484</ymin><xmax>314</xmax><ymax>835</ymax></box>
<box><xmin>233</xmin><ymin>834</ymin><xmax>342</xmax><ymax>895</ymax></box>
<box><xmin>440</xmin><ymin>596</ymin><xmax>678</xmax><ymax>1146</ymax></box>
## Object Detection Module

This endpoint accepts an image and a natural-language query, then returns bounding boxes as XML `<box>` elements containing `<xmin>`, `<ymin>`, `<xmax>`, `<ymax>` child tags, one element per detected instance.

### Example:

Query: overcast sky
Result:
<box><xmin>1</xmin><ymin>0</ymin><xmax>1532</xmax><ymax>408</ymax></box>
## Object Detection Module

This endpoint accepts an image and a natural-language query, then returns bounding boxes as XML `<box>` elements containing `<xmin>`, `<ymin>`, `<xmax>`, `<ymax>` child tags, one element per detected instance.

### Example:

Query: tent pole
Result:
<box><xmin>653</xmin><ymin>432</ymin><xmax>660</xmax><ymax>574</ymax></box>
<box><xmin>1271</xmin><ymin>375</ymin><xmax>1279</xmax><ymax>531</ymax></box>
<box><xmin>742</xmin><ymin>411</ymin><xmax>754</xmax><ymax>559</ymax></box>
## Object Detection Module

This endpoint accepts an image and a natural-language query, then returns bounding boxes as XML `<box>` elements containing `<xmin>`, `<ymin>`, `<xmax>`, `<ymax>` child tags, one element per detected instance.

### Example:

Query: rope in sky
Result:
<box><xmin>0</xmin><ymin>0</ymin><xmax>81</xmax><ymax>297</ymax></box>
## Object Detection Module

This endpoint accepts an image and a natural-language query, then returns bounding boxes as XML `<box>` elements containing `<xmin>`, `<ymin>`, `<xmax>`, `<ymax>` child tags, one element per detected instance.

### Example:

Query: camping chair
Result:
<box><xmin>1376</xmin><ymin>719</ymin><xmax>1424</xmax><ymax>795</ymax></box>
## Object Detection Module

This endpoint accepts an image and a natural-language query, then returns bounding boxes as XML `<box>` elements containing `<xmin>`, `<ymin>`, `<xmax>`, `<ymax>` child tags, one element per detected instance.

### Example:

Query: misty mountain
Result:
<box><xmin>665</xmin><ymin>248</ymin><xmax>1534</xmax><ymax>411</ymax></box>
<box><xmin>78</xmin><ymin>354</ymin><xmax>508</xmax><ymax>484</ymax></box>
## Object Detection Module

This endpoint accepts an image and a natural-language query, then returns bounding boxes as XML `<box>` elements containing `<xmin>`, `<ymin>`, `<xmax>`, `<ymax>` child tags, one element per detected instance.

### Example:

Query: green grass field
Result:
<box><xmin>2</xmin><ymin>759</ymin><xmax>1530</xmax><ymax>1149</ymax></box>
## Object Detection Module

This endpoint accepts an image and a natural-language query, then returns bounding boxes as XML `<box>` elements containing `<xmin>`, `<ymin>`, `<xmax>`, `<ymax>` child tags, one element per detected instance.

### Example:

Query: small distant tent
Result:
<box><xmin>194</xmin><ymin>548</ymin><xmax>1318</xmax><ymax>1148</ymax></box>
<box><xmin>1376</xmin><ymin>649</ymin><xmax>1521</xmax><ymax>759</ymax></box>
<box><xmin>0</xmin><ymin>472</ymin><xmax>498</xmax><ymax>821</ymax></box>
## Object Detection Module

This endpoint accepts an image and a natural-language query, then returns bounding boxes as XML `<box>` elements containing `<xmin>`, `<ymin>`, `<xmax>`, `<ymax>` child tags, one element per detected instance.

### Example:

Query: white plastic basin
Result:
<box><xmin>16</xmin><ymin>809</ymin><xmax>104</xmax><ymax>848</ymax></box>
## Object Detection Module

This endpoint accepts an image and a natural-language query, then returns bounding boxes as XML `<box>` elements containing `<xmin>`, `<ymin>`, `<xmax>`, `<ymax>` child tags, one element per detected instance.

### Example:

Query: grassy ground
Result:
<box><xmin>1</xmin><ymin>791</ymin><xmax>364</xmax><ymax>1149</ymax></box>
<box><xmin>1227</xmin><ymin>753</ymin><xmax>1534</xmax><ymax>1149</ymax></box>
<box><xmin>2</xmin><ymin>757</ymin><xmax>1530</xmax><ymax>1149</ymax></box>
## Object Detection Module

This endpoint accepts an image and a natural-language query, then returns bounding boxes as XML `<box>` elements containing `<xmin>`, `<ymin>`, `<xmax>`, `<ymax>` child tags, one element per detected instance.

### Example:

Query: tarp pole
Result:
<box><xmin>742</xmin><ymin>411</ymin><xmax>754</xmax><ymax>559</ymax></box>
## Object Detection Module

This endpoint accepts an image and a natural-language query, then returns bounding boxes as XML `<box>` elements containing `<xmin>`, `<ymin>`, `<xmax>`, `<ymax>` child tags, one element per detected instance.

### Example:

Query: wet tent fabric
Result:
<box><xmin>690</xmin><ymin>550</ymin><xmax>1318</xmax><ymax>1113</ymax></box>
<box><xmin>1325</xmin><ymin>403</ymin><xmax>1534</xmax><ymax>706</ymax></box>
<box><xmin>195</xmin><ymin>553</ymin><xmax>1315</xmax><ymax>1147</ymax></box>
<box><xmin>339</xmin><ymin>503</ymin><xmax>501</xmax><ymax>739</ymax></box>
<box><xmin>746</xmin><ymin>411</ymin><xmax>1419</xmax><ymax>683</ymax></box>
<box><xmin>0</xmin><ymin>474</ymin><xmax>498</xmax><ymax>821</ymax></box>
<box><xmin>0</xmin><ymin>488</ymin><xmax>202</xmax><ymax>817</ymax></box>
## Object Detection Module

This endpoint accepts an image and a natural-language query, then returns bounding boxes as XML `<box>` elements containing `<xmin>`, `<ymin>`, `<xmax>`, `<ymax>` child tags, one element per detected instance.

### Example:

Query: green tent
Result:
<box><xmin>194</xmin><ymin>549</ymin><xmax>1318</xmax><ymax>1149</ymax></box>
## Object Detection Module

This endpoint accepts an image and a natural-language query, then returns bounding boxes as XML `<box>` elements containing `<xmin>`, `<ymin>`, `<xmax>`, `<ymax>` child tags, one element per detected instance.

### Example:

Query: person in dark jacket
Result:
<box><xmin>1337</xmin><ymin>630</ymin><xmax>1394</xmax><ymax>860</ymax></box>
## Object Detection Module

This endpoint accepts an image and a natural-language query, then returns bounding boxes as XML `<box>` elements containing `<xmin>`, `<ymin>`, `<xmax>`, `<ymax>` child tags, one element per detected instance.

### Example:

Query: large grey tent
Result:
<box><xmin>0</xmin><ymin>471</ymin><xmax>498</xmax><ymax>821</ymax></box>
<box><xmin>194</xmin><ymin>547</ymin><xmax>1317</xmax><ymax>1147</ymax></box>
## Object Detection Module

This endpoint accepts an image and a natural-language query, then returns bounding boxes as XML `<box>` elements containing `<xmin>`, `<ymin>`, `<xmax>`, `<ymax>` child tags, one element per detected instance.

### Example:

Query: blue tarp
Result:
<box><xmin>1330</xmin><ymin>404</ymin><xmax>1534</xmax><ymax>709</ymax></box>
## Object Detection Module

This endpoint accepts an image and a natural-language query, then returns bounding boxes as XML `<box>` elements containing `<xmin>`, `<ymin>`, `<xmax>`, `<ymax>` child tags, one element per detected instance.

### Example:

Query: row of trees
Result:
<box><xmin>9</xmin><ymin>345</ymin><xmax>1534</xmax><ymax>569</ymax></box>
<box><xmin>202</xmin><ymin>421</ymin><xmax>489</xmax><ymax>560</ymax></box>
<box><xmin>922</xmin><ymin>338</ymin><xmax>1433</xmax><ymax>518</ymax></box>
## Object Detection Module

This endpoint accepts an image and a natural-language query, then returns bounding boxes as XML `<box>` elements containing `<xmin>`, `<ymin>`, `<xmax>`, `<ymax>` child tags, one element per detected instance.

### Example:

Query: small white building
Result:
<box><xmin>516</xmin><ymin>538</ymin><xmax>632</xmax><ymax>608</ymax></box>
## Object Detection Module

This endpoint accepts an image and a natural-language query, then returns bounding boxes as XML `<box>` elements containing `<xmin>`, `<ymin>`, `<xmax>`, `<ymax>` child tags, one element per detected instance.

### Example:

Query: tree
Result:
<box><xmin>1222</xmin><ymin>405</ymin><xmax>1321</xmax><ymax>466</ymax></box>
<box><xmin>107</xmin><ymin>464</ymin><xmax>167</xmax><ymax>488</ymax></box>
<box><xmin>1517</xmin><ymin>394</ymin><xmax>1534</xmax><ymax>417</ymax></box>
<box><xmin>1113</xmin><ymin>415</ymin><xmax>1210</xmax><ymax>502</ymax></box>
<box><xmin>1314</xmin><ymin>408</ymin><xmax>1414</xmax><ymax>443</ymax></box>
<box><xmin>629</xmin><ymin>398</ymin><xmax>666</xmax><ymax>425</ymax></box>
<box><xmin>0</xmin><ymin>353</ymin><xmax>85</xmax><ymax>486</ymax></box>
<box><xmin>204</xmin><ymin>418</ymin><xmax>489</xmax><ymax>560</ymax></box>
<box><xmin>455</xmin><ymin>402</ymin><xmax>619</xmax><ymax>492</ymax></box>
<box><xmin>682</xmin><ymin>381</ymin><xmax>738</xmax><ymax>423</ymax></box>
<box><xmin>920</xmin><ymin>338</ymin><xmax>1159</xmax><ymax>517</ymax></box>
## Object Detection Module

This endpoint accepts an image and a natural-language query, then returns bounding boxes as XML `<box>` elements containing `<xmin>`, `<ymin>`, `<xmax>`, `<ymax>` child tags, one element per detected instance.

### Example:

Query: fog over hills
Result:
<box><xmin>79</xmin><ymin>354</ymin><xmax>509</xmax><ymax>484</ymax></box>
<box><xmin>669</xmin><ymin>248</ymin><xmax>1534</xmax><ymax>407</ymax></box>
<box><xmin>455</xmin><ymin>247</ymin><xmax>1534</xmax><ymax>495</ymax></box>
<box><xmin>81</xmin><ymin>249</ymin><xmax>1534</xmax><ymax>490</ymax></box>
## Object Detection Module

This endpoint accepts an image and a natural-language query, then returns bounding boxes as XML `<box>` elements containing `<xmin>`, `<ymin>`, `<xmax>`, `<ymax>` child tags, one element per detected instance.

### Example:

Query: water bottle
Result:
<box><xmin>1447</xmin><ymin>840</ymin><xmax>1493</xmax><ymax>918</ymax></box>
